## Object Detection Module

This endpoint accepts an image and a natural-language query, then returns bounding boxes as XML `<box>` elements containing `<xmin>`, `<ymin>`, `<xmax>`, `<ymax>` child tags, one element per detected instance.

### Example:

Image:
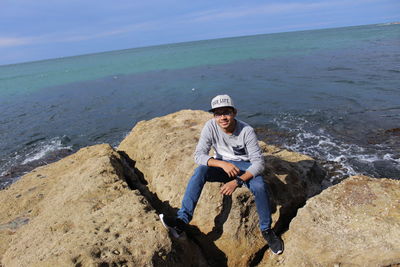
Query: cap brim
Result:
<box><xmin>208</xmin><ymin>106</ymin><xmax>235</xmax><ymax>113</ymax></box>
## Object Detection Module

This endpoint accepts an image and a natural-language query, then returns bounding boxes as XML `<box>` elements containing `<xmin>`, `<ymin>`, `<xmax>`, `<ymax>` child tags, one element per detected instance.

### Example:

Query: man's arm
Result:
<box><xmin>219</xmin><ymin>127</ymin><xmax>264</xmax><ymax>196</ymax></box>
<box><xmin>207</xmin><ymin>158</ymin><xmax>240</xmax><ymax>177</ymax></box>
<box><xmin>243</xmin><ymin>127</ymin><xmax>265</xmax><ymax>178</ymax></box>
<box><xmin>220</xmin><ymin>126</ymin><xmax>264</xmax><ymax>181</ymax></box>
<box><xmin>194</xmin><ymin>122</ymin><xmax>213</xmax><ymax>166</ymax></box>
<box><xmin>220</xmin><ymin>169</ymin><xmax>253</xmax><ymax>195</ymax></box>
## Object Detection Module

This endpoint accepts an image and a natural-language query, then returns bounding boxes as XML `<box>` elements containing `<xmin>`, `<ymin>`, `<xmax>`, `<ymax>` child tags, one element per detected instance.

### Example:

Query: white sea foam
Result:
<box><xmin>21</xmin><ymin>137</ymin><xmax>72</xmax><ymax>165</ymax></box>
<box><xmin>383</xmin><ymin>153</ymin><xmax>400</xmax><ymax>163</ymax></box>
<box><xmin>273</xmin><ymin>113</ymin><xmax>399</xmax><ymax>182</ymax></box>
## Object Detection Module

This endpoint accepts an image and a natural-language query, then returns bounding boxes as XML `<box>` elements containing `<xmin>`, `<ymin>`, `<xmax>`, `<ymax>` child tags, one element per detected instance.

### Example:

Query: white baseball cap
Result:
<box><xmin>209</xmin><ymin>94</ymin><xmax>235</xmax><ymax>112</ymax></box>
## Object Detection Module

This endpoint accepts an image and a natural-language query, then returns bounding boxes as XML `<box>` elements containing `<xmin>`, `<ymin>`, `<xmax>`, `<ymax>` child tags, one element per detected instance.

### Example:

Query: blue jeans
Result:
<box><xmin>177</xmin><ymin>160</ymin><xmax>272</xmax><ymax>231</ymax></box>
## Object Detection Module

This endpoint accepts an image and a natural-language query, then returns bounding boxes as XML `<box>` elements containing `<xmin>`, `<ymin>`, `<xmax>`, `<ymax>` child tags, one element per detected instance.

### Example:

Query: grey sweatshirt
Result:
<box><xmin>194</xmin><ymin>118</ymin><xmax>265</xmax><ymax>177</ymax></box>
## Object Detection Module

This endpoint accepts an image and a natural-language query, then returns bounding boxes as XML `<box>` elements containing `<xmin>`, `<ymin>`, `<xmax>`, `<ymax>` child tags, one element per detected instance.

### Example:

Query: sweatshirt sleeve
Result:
<box><xmin>244</xmin><ymin>127</ymin><xmax>265</xmax><ymax>177</ymax></box>
<box><xmin>194</xmin><ymin>121</ymin><xmax>213</xmax><ymax>166</ymax></box>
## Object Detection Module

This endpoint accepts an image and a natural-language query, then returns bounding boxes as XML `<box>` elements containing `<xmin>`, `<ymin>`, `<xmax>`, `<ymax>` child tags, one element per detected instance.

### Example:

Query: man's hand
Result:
<box><xmin>220</xmin><ymin>180</ymin><xmax>238</xmax><ymax>195</ymax></box>
<box><xmin>207</xmin><ymin>158</ymin><xmax>240</xmax><ymax>177</ymax></box>
<box><xmin>219</xmin><ymin>161</ymin><xmax>240</xmax><ymax>177</ymax></box>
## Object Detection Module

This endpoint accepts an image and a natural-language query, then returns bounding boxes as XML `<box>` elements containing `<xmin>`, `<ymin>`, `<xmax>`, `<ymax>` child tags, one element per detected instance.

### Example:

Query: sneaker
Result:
<box><xmin>262</xmin><ymin>229</ymin><xmax>284</xmax><ymax>255</ymax></box>
<box><xmin>159</xmin><ymin>214</ymin><xmax>186</xmax><ymax>238</ymax></box>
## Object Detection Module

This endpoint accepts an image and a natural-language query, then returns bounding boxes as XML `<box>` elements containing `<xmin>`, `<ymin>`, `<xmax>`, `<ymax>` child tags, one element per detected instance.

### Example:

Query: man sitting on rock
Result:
<box><xmin>160</xmin><ymin>94</ymin><xmax>283</xmax><ymax>255</ymax></box>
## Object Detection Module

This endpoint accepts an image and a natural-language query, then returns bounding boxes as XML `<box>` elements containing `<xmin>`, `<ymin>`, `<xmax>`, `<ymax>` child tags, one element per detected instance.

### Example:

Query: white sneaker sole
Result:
<box><xmin>159</xmin><ymin>214</ymin><xmax>183</xmax><ymax>239</ymax></box>
<box><xmin>271</xmin><ymin>241</ymin><xmax>284</xmax><ymax>255</ymax></box>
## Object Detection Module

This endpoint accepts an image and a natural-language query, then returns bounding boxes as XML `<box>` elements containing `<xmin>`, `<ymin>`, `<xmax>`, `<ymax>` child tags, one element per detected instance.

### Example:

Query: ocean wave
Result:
<box><xmin>334</xmin><ymin>80</ymin><xmax>355</xmax><ymax>84</ymax></box>
<box><xmin>326</xmin><ymin>67</ymin><xmax>353</xmax><ymax>71</ymax></box>
<box><xmin>21</xmin><ymin>137</ymin><xmax>72</xmax><ymax>165</ymax></box>
<box><xmin>272</xmin><ymin>113</ymin><xmax>400</xmax><ymax>183</ymax></box>
<box><xmin>0</xmin><ymin>136</ymin><xmax>73</xmax><ymax>189</ymax></box>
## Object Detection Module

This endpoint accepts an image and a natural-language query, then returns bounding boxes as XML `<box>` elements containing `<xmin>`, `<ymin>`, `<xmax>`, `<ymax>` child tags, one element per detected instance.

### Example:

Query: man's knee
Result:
<box><xmin>191</xmin><ymin>165</ymin><xmax>209</xmax><ymax>180</ymax></box>
<box><xmin>194</xmin><ymin>165</ymin><xmax>209</xmax><ymax>174</ymax></box>
<box><xmin>249</xmin><ymin>176</ymin><xmax>268</xmax><ymax>194</ymax></box>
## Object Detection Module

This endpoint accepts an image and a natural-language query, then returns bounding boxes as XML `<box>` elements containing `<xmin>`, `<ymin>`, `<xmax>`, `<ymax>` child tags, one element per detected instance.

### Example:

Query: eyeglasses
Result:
<box><xmin>213</xmin><ymin>111</ymin><xmax>233</xmax><ymax>117</ymax></box>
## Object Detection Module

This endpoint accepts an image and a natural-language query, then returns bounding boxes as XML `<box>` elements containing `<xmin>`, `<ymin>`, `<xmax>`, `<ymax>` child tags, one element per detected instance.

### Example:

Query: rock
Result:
<box><xmin>0</xmin><ymin>144</ymin><xmax>206</xmax><ymax>266</ymax></box>
<box><xmin>0</xmin><ymin>110</ymin><xmax>331</xmax><ymax>266</ymax></box>
<box><xmin>263</xmin><ymin>175</ymin><xmax>400</xmax><ymax>266</ymax></box>
<box><xmin>3</xmin><ymin>109</ymin><xmax>397</xmax><ymax>266</ymax></box>
<box><xmin>119</xmin><ymin>110</ymin><xmax>326</xmax><ymax>266</ymax></box>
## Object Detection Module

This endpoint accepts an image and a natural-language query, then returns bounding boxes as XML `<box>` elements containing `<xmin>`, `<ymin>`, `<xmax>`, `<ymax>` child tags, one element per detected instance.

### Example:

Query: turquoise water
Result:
<box><xmin>1</xmin><ymin>24</ymin><xmax>398</xmax><ymax>97</ymax></box>
<box><xmin>1</xmin><ymin>23</ymin><xmax>399</xmax><ymax>188</ymax></box>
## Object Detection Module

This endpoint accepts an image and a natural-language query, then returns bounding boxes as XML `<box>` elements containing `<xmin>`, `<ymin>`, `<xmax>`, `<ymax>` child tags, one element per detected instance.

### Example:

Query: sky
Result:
<box><xmin>1</xmin><ymin>0</ymin><xmax>399</xmax><ymax>65</ymax></box>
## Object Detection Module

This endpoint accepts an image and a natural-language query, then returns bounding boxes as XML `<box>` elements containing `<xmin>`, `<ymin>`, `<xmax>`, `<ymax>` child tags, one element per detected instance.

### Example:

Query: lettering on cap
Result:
<box><xmin>212</xmin><ymin>98</ymin><xmax>230</xmax><ymax>106</ymax></box>
<box><xmin>209</xmin><ymin>94</ymin><xmax>235</xmax><ymax>111</ymax></box>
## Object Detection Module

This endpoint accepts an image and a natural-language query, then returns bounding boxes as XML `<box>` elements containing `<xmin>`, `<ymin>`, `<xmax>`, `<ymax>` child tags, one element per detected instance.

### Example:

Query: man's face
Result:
<box><xmin>213</xmin><ymin>107</ymin><xmax>236</xmax><ymax>130</ymax></box>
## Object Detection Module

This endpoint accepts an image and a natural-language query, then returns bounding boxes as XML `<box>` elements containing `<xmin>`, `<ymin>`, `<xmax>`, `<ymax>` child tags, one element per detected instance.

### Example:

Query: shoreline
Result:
<box><xmin>2</xmin><ymin>116</ymin><xmax>399</xmax><ymax>190</ymax></box>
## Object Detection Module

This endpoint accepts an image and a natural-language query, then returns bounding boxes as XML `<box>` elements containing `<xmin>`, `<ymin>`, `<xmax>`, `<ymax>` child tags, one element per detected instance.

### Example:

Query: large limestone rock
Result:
<box><xmin>0</xmin><ymin>144</ymin><xmax>205</xmax><ymax>267</ymax></box>
<box><xmin>118</xmin><ymin>110</ymin><xmax>325</xmax><ymax>266</ymax></box>
<box><xmin>263</xmin><ymin>175</ymin><xmax>400</xmax><ymax>267</ymax></box>
<box><xmin>3</xmin><ymin>110</ymin><xmax>397</xmax><ymax>266</ymax></box>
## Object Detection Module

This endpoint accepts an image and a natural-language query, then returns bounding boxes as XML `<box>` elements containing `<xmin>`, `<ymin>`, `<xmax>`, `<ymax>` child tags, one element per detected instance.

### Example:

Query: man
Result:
<box><xmin>160</xmin><ymin>94</ymin><xmax>283</xmax><ymax>255</ymax></box>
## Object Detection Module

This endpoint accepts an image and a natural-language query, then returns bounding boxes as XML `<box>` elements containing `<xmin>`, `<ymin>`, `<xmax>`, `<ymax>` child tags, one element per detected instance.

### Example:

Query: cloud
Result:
<box><xmin>0</xmin><ymin>37</ymin><xmax>35</xmax><ymax>47</ymax></box>
<box><xmin>186</xmin><ymin>2</ymin><xmax>328</xmax><ymax>22</ymax></box>
<box><xmin>0</xmin><ymin>0</ymin><xmax>392</xmax><ymax>51</ymax></box>
<box><xmin>185</xmin><ymin>0</ymin><xmax>383</xmax><ymax>23</ymax></box>
<box><xmin>60</xmin><ymin>21</ymin><xmax>158</xmax><ymax>42</ymax></box>
<box><xmin>0</xmin><ymin>21</ymin><xmax>158</xmax><ymax>48</ymax></box>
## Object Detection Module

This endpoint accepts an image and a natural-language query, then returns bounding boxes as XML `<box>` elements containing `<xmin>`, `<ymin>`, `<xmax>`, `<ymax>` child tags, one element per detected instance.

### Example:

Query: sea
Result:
<box><xmin>1</xmin><ymin>23</ymin><xmax>399</xmax><ymax>189</ymax></box>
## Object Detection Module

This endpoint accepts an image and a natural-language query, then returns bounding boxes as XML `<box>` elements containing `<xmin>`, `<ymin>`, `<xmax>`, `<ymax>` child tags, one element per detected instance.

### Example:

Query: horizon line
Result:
<box><xmin>1</xmin><ymin>21</ymin><xmax>398</xmax><ymax>67</ymax></box>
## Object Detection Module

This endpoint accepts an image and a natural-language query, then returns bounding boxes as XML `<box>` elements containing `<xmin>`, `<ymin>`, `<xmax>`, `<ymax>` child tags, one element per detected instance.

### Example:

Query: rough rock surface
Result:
<box><xmin>3</xmin><ymin>110</ymin><xmax>396</xmax><ymax>266</ymax></box>
<box><xmin>0</xmin><ymin>144</ymin><xmax>206</xmax><ymax>267</ymax></box>
<box><xmin>263</xmin><ymin>175</ymin><xmax>400</xmax><ymax>267</ymax></box>
<box><xmin>118</xmin><ymin>110</ymin><xmax>326</xmax><ymax>266</ymax></box>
